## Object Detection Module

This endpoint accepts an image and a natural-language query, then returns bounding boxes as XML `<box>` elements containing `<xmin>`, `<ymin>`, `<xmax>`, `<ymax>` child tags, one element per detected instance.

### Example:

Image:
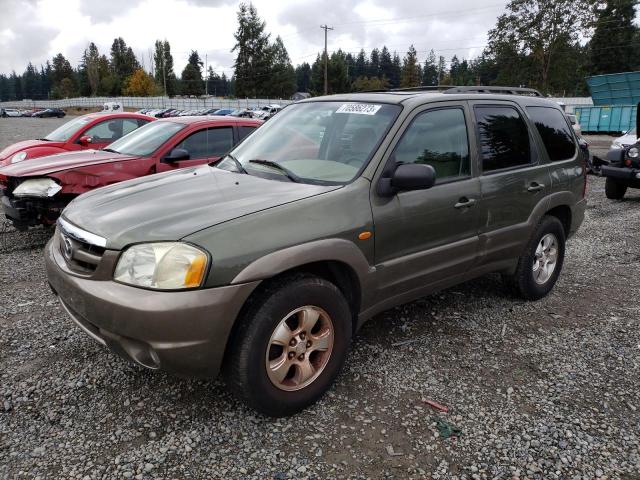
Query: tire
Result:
<box><xmin>605</xmin><ymin>177</ymin><xmax>627</xmax><ymax>200</ymax></box>
<box><xmin>223</xmin><ymin>274</ymin><xmax>352</xmax><ymax>417</ymax></box>
<box><xmin>503</xmin><ymin>215</ymin><xmax>565</xmax><ymax>301</ymax></box>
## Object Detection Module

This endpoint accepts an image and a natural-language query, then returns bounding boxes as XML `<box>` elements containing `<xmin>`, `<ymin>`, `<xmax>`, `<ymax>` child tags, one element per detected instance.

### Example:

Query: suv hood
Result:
<box><xmin>0</xmin><ymin>139</ymin><xmax>65</xmax><ymax>161</ymax></box>
<box><xmin>0</xmin><ymin>150</ymin><xmax>136</xmax><ymax>177</ymax></box>
<box><xmin>62</xmin><ymin>166</ymin><xmax>340</xmax><ymax>249</ymax></box>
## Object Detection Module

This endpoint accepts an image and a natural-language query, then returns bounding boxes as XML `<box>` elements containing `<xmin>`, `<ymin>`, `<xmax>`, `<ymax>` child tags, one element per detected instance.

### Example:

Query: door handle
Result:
<box><xmin>454</xmin><ymin>197</ymin><xmax>476</xmax><ymax>209</ymax></box>
<box><xmin>527</xmin><ymin>182</ymin><xmax>545</xmax><ymax>193</ymax></box>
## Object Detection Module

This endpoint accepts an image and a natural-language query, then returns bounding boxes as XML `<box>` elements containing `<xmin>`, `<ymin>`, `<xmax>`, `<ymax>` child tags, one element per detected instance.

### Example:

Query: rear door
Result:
<box><xmin>371</xmin><ymin>102</ymin><xmax>481</xmax><ymax>299</ymax></box>
<box><xmin>471</xmin><ymin>101</ymin><xmax>551</xmax><ymax>266</ymax></box>
<box><xmin>155</xmin><ymin>125</ymin><xmax>235</xmax><ymax>172</ymax></box>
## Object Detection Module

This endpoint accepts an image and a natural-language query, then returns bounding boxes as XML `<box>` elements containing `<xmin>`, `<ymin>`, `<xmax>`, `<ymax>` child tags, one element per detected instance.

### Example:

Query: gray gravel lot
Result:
<box><xmin>1</xmin><ymin>118</ymin><xmax>639</xmax><ymax>479</ymax></box>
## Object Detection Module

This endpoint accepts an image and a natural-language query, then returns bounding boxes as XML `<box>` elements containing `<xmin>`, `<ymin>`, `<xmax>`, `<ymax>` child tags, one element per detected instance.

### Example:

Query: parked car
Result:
<box><xmin>253</xmin><ymin>104</ymin><xmax>283</xmax><ymax>120</ymax></box>
<box><xmin>566</xmin><ymin>113</ymin><xmax>581</xmax><ymax>136</ymax></box>
<box><xmin>44</xmin><ymin>87</ymin><xmax>586</xmax><ymax>416</ymax></box>
<box><xmin>230</xmin><ymin>108</ymin><xmax>253</xmax><ymax>118</ymax></box>
<box><xmin>32</xmin><ymin>108</ymin><xmax>66</xmax><ymax>118</ymax></box>
<box><xmin>0</xmin><ymin>112</ymin><xmax>153</xmax><ymax>167</ymax></box>
<box><xmin>0</xmin><ymin>116</ymin><xmax>262</xmax><ymax>229</ymax></box>
<box><xmin>211</xmin><ymin>108</ymin><xmax>234</xmax><ymax>116</ymax></box>
<box><xmin>1</xmin><ymin>108</ymin><xmax>22</xmax><ymax>117</ymax></box>
<box><xmin>611</xmin><ymin>127</ymin><xmax>636</xmax><ymax>150</ymax></box>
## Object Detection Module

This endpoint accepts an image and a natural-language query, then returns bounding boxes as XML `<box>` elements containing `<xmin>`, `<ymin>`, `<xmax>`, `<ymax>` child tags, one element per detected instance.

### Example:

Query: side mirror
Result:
<box><xmin>163</xmin><ymin>148</ymin><xmax>190</xmax><ymax>162</ymax></box>
<box><xmin>378</xmin><ymin>163</ymin><xmax>436</xmax><ymax>197</ymax></box>
<box><xmin>79</xmin><ymin>135</ymin><xmax>92</xmax><ymax>146</ymax></box>
<box><xmin>606</xmin><ymin>148</ymin><xmax>625</xmax><ymax>164</ymax></box>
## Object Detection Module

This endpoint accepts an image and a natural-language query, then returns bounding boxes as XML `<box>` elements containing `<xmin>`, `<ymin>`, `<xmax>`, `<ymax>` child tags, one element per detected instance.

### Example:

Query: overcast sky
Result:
<box><xmin>0</xmin><ymin>0</ymin><xmax>509</xmax><ymax>76</ymax></box>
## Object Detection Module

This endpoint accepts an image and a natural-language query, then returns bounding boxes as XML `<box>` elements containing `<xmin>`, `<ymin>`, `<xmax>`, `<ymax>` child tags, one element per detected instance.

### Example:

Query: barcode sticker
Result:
<box><xmin>336</xmin><ymin>103</ymin><xmax>382</xmax><ymax>115</ymax></box>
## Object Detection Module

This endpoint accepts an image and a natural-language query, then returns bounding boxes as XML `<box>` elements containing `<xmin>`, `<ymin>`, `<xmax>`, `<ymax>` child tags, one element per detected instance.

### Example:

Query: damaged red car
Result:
<box><xmin>0</xmin><ymin>112</ymin><xmax>154</xmax><ymax>167</ymax></box>
<box><xmin>0</xmin><ymin>116</ymin><xmax>262</xmax><ymax>229</ymax></box>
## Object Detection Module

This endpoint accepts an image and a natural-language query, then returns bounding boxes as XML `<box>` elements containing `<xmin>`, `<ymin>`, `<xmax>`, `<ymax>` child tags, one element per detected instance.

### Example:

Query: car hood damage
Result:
<box><xmin>61</xmin><ymin>166</ymin><xmax>341</xmax><ymax>249</ymax></box>
<box><xmin>0</xmin><ymin>150</ymin><xmax>137</xmax><ymax>176</ymax></box>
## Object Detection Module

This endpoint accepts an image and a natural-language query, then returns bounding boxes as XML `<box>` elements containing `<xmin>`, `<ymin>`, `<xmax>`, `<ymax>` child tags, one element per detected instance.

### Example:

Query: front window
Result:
<box><xmin>44</xmin><ymin>116</ymin><xmax>92</xmax><ymax>141</ymax></box>
<box><xmin>217</xmin><ymin>101</ymin><xmax>401</xmax><ymax>184</ymax></box>
<box><xmin>106</xmin><ymin>121</ymin><xmax>185</xmax><ymax>156</ymax></box>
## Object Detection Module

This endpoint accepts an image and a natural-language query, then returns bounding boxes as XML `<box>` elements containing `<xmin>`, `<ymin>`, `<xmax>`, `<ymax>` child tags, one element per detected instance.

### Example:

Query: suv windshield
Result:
<box><xmin>217</xmin><ymin>101</ymin><xmax>401</xmax><ymax>184</ymax></box>
<box><xmin>106</xmin><ymin>121</ymin><xmax>185</xmax><ymax>156</ymax></box>
<box><xmin>44</xmin><ymin>116</ymin><xmax>92</xmax><ymax>141</ymax></box>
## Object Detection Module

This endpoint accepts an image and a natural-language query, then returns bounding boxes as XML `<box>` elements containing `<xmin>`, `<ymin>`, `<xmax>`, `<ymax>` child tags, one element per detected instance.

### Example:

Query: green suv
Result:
<box><xmin>45</xmin><ymin>87</ymin><xmax>587</xmax><ymax>416</ymax></box>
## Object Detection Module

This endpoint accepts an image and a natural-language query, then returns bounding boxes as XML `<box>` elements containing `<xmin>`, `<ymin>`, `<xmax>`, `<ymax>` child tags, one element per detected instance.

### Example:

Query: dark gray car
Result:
<box><xmin>45</xmin><ymin>87</ymin><xmax>586</xmax><ymax>416</ymax></box>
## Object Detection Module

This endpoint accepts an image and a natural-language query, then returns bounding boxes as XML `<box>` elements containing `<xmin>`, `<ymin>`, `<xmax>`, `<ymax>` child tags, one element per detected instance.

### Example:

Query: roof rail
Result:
<box><xmin>374</xmin><ymin>85</ymin><xmax>544</xmax><ymax>97</ymax></box>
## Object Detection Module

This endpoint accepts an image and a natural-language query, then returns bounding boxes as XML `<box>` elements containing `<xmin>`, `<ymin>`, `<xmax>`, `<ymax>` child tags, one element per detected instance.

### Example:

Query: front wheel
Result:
<box><xmin>503</xmin><ymin>215</ymin><xmax>565</xmax><ymax>300</ymax></box>
<box><xmin>224</xmin><ymin>274</ymin><xmax>352</xmax><ymax>417</ymax></box>
<box><xmin>605</xmin><ymin>177</ymin><xmax>627</xmax><ymax>200</ymax></box>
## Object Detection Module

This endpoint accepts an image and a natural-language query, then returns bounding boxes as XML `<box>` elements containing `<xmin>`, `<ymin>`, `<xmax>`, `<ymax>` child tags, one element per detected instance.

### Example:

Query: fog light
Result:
<box><xmin>628</xmin><ymin>147</ymin><xmax>639</xmax><ymax>158</ymax></box>
<box><xmin>635</xmin><ymin>173</ymin><xmax>640</xmax><ymax>179</ymax></box>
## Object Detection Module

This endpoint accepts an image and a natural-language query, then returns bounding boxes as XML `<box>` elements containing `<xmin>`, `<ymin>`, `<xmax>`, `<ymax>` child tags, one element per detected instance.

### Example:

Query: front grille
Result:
<box><xmin>57</xmin><ymin>220</ymin><xmax>107</xmax><ymax>274</ymax></box>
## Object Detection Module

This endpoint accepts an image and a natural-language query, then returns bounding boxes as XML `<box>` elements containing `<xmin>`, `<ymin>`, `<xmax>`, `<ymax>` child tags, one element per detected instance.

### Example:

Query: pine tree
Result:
<box><xmin>268</xmin><ymin>36</ymin><xmax>296</xmax><ymax>98</ymax></box>
<box><xmin>369</xmin><ymin>48</ymin><xmax>380</xmax><ymax>78</ymax></box>
<box><xmin>232</xmin><ymin>3</ymin><xmax>272</xmax><ymax>98</ymax></box>
<box><xmin>422</xmin><ymin>50</ymin><xmax>438</xmax><ymax>86</ymax></box>
<box><xmin>590</xmin><ymin>0</ymin><xmax>637</xmax><ymax>74</ymax></box>
<box><xmin>390</xmin><ymin>52</ymin><xmax>402</xmax><ymax>88</ymax></box>
<box><xmin>355</xmin><ymin>49</ymin><xmax>368</xmax><ymax>78</ymax></box>
<box><xmin>295</xmin><ymin>63</ymin><xmax>311</xmax><ymax>92</ymax></box>
<box><xmin>154</xmin><ymin>40</ymin><xmax>177</xmax><ymax>96</ymax></box>
<box><xmin>181</xmin><ymin>50</ymin><xmax>204</xmax><ymax>96</ymax></box>
<box><xmin>400</xmin><ymin>45</ymin><xmax>421</xmax><ymax>87</ymax></box>
<box><xmin>379</xmin><ymin>47</ymin><xmax>394</xmax><ymax>84</ymax></box>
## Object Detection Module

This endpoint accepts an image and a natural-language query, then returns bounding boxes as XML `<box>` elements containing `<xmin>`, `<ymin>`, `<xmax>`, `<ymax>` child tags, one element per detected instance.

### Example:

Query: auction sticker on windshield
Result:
<box><xmin>336</xmin><ymin>103</ymin><xmax>382</xmax><ymax>115</ymax></box>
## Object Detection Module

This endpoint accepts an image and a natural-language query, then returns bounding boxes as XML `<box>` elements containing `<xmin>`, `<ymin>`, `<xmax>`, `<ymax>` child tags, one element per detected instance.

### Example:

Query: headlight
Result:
<box><xmin>13</xmin><ymin>178</ymin><xmax>62</xmax><ymax>197</ymax></box>
<box><xmin>114</xmin><ymin>242</ymin><xmax>208</xmax><ymax>290</ymax></box>
<box><xmin>12</xmin><ymin>152</ymin><xmax>27</xmax><ymax>163</ymax></box>
<box><xmin>628</xmin><ymin>147</ymin><xmax>639</xmax><ymax>158</ymax></box>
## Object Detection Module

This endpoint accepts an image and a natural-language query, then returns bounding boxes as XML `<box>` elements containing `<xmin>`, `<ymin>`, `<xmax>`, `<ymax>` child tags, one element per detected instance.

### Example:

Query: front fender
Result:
<box><xmin>231</xmin><ymin>238</ymin><xmax>373</xmax><ymax>288</ymax></box>
<box><xmin>1</xmin><ymin>147</ymin><xmax>68</xmax><ymax>167</ymax></box>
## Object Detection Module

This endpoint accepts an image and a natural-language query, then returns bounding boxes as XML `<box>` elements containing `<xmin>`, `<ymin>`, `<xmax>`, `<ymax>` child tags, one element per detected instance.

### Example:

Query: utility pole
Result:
<box><xmin>162</xmin><ymin>53</ymin><xmax>167</xmax><ymax>97</ymax></box>
<box><xmin>320</xmin><ymin>24</ymin><xmax>333</xmax><ymax>95</ymax></box>
<box><xmin>205</xmin><ymin>54</ymin><xmax>208</xmax><ymax>96</ymax></box>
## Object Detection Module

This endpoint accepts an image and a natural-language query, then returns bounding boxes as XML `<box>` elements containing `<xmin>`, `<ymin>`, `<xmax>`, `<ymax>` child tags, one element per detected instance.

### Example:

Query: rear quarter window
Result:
<box><xmin>526</xmin><ymin>107</ymin><xmax>576</xmax><ymax>162</ymax></box>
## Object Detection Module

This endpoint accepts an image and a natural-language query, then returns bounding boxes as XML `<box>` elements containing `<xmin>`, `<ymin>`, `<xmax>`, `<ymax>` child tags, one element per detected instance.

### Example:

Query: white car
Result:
<box><xmin>611</xmin><ymin>127</ymin><xmax>637</xmax><ymax>149</ymax></box>
<box><xmin>567</xmin><ymin>114</ymin><xmax>582</xmax><ymax>137</ymax></box>
<box><xmin>1</xmin><ymin>108</ymin><xmax>22</xmax><ymax>117</ymax></box>
<box><xmin>253</xmin><ymin>104</ymin><xmax>283</xmax><ymax>120</ymax></box>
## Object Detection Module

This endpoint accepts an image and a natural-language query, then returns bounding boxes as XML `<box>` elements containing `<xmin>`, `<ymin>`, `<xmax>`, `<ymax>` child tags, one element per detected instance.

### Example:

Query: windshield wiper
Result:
<box><xmin>37</xmin><ymin>138</ymin><xmax>51</xmax><ymax>141</ymax></box>
<box><xmin>219</xmin><ymin>153</ymin><xmax>248</xmax><ymax>174</ymax></box>
<box><xmin>102</xmin><ymin>148</ymin><xmax>119</xmax><ymax>154</ymax></box>
<box><xmin>249</xmin><ymin>159</ymin><xmax>302</xmax><ymax>183</ymax></box>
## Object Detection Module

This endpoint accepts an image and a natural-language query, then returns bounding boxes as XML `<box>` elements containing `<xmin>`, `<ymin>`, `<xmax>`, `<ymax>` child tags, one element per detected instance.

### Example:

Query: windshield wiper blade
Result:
<box><xmin>102</xmin><ymin>148</ymin><xmax>119</xmax><ymax>153</ymax></box>
<box><xmin>248</xmin><ymin>159</ymin><xmax>301</xmax><ymax>183</ymax></box>
<box><xmin>220</xmin><ymin>153</ymin><xmax>248</xmax><ymax>174</ymax></box>
<box><xmin>37</xmin><ymin>138</ymin><xmax>51</xmax><ymax>141</ymax></box>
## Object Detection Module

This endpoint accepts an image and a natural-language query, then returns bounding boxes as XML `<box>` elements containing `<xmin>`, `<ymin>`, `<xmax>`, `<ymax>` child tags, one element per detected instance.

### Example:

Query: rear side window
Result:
<box><xmin>527</xmin><ymin>107</ymin><xmax>576</xmax><ymax>161</ymax></box>
<box><xmin>175</xmin><ymin>127</ymin><xmax>234</xmax><ymax>159</ymax></box>
<box><xmin>474</xmin><ymin>106</ymin><xmax>530</xmax><ymax>172</ymax></box>
<box><xmin>392</xmin><ymin>108</ymin><xmax>470</xmax><ymax>181</ymax></box>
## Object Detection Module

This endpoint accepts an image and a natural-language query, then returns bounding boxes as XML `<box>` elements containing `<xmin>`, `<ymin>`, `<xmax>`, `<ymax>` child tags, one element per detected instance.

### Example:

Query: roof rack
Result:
<box><xmin>374</xmin><ymin>85</ymin><xmax>544</xmax><ymax>97</ymax></box>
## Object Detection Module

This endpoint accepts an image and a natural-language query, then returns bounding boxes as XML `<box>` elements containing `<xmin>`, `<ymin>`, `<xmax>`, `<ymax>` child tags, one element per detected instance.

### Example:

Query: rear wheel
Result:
<box><xmin>503</xmin><ymin>215</ymin><xmax>565</xmax><ymax>300</ymax></box>
<box><xmin>605</xmin><ymin>177</ymin><xmax>627</xmax><ymax>200</ymax></box>
<box><xmin>224</xmin><ymin>274</ymin><xmax>352</xmax><ymax>417</ymax></box>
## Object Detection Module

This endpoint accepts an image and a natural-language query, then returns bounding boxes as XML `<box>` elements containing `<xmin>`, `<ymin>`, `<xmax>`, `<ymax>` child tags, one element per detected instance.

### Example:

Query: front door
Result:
<box><xmin>371</xmin><ymin>103</ymin><xmax>481</xmax><ymax>299</ymax></box>
<box><xmin>156</xmin><ymin>126</ymin><xmax>235</xmax><ymax>172</ymax></box>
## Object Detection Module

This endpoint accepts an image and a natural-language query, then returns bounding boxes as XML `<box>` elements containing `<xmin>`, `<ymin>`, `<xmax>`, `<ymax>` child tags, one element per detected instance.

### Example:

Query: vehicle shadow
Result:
<box><xmin>0</xmin><ymin>221</ymin><xmax>53</xmax><ymax>253</ymax></box>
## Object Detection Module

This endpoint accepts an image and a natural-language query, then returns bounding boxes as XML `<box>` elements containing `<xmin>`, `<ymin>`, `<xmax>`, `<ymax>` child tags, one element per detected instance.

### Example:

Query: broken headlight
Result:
<box><xmin>12</xmin><ymin>178</ymin><xmax>62</xmax><ymax>197</ymax></box>
<box><xmin>114</xmin><ymin>242</ymin><xmax>208</xmax><ymax>290</ymax></box>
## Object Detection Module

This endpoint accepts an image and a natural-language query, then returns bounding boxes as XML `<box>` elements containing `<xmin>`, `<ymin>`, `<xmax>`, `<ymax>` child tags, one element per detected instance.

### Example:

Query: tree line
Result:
<box><xmin>1</xmin><ymin>0</ymin><xmax>639</xmax><ymax>102</ymax></box>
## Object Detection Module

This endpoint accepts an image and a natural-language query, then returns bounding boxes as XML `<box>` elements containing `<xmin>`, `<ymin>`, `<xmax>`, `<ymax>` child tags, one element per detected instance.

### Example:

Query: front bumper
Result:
<box><xmin>1</xmin><ymin>192</ymin><xmax>67</xmax><ymax>227</ymax></box>
<box><xmin>45</xmin><ymin>232</ymin><xmax>260</xmax><ymax>377</ymax></box>
<box><xmin>601</xmin><ymin>165</ymin><xmax>640</xmax><ymax>188</ymax></box>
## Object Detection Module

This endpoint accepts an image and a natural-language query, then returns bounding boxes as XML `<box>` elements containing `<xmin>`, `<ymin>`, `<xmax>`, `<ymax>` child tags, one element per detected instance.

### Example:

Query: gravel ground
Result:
<box><xmin>1</xmin><ymin>120</ymin><xmax>639</xmax><ymax>479</ymax></box>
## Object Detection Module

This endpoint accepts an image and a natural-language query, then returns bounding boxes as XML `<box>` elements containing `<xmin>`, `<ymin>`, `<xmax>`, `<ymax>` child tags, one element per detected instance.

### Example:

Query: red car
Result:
<box><xmin>0</xmin><ymin>116</ymin><xmax>263</xmax><ymax>229</ymax></box>
<box><xmin>0</xmin><ymin>112</ymin><xmax>154</xmax><ymax>167</ymax></box>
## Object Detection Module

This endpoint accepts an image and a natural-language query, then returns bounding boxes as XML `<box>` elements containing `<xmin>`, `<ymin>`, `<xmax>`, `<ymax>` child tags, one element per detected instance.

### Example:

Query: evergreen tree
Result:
<box><xmin>22</xmin><ymin>63</ymin><xmax>39</xmax><ymax>99</ymax></box>
<box><xmin>400</xmin><ymin>45</ymin><xmax>421</xmax><ymax>87</ymax></box>
<box><xmin>390</xmin><ymin>52</ymin><xmax>402</xmax><ymax>88</ymax></box>
<box><xmin>379</xmin><ymin>47</ymin><xmax>394</xmax><ymax>84</ymax></box>
<box><xmin>295</xmin><ymin>62</ymin><xmax>311</xmax><ymax>92</ymax></box>
<box><xmin>109</xmin><ymin>37</ymin><xmax>140</xmax><ymax>94</ymax></box>
<box><xmin>268</xmin><ymin>36</ymin><xmax>296</xmax><ymax>98</ymax></box>
<box><xmin>232</xmin><ymin>2</ymin><xmax>272</xmax><ymax>97</ymax></box>
<box><xmin>50</xmin><ymin>53</ymin><xmax>77</xmax><ymax>99</ymax></box>
<box><xmin>422</xmin><ymin>50</ymin><xmax>439</xmax><ymax>86</ymax></box>
<box><xmin>354</xmin><ymin>49</ymin><xmax>368</xmax><ymax>78</ymax></box>
<box><xmin>181</xmin><ymin>50</ymin><xmax>204</xmax><ymax>96</ymax></box>
<box><xmin>369</xmin><ymin>48</ymin><xmax>380</xmax><ymax>78</ymax></box>
<box><xmin>437</xmin><ymin>56</ymin><xmax>447</xmax><ymax>84</ymax></box>
<box><xmin>589</xmin><ymin>0</ymin><xmax>637</xmax><ymax>75</ymax></box>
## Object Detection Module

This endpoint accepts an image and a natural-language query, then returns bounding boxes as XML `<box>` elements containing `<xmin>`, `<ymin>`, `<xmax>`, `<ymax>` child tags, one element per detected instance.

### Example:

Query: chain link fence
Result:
<box><xmin>0</xmin><ymin>96</ymin><xmax>294</xmax><ymax>110</ymax></box>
